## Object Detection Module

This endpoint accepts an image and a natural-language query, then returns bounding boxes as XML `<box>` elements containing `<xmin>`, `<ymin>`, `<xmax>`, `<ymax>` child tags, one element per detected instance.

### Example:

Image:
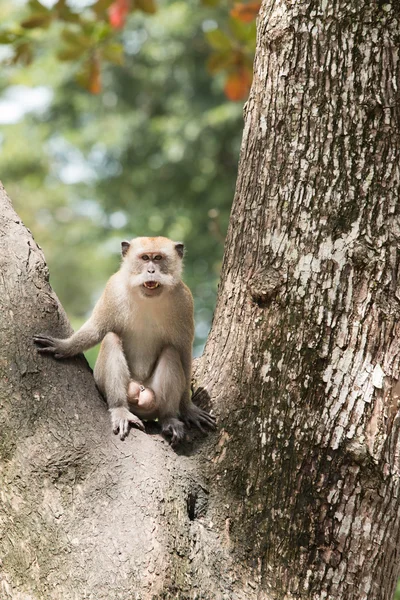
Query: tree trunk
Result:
<box><xmin>2</xmin><ymin>1</ymin><xmax>400</xmax><ymax>599</ymax></box>
<box><xmin>196</xmin><ymin>1</ymin><xmax>400</xmax><ymax>599</ymax></box>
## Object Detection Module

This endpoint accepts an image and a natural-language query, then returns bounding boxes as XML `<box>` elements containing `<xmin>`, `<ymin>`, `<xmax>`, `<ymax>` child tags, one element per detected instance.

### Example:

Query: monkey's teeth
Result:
<box><xmin>144</xmin><ymin>282</ymin><xmax>160</xmax><ymax>289</ymax></box>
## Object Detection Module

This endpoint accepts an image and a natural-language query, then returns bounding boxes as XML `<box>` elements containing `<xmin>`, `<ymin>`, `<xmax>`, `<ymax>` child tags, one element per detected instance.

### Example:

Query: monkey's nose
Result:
<box><xmin>147</xmin><ymin>266</ymin><xmax>155</xmax><ymax>274</ymax></box>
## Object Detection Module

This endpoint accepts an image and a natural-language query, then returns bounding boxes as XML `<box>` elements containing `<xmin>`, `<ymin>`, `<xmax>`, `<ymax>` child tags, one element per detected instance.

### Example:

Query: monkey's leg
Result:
<box><xmin>147</xmin><ymin>346</ymin><xmax>186</xmax><ymax>447</ymax></box>
<box><xmin>94</xmin><ymin>333</ymin><xmax>145</xmax><ymax>440</ymax></box>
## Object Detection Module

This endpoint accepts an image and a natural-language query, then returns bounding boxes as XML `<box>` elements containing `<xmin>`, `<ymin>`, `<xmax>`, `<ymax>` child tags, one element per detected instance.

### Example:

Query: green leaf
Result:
<box><xmin>207</xmin><ymin>51</ymin><xmax>233</xmax><ymax>74</ymax></box>
<box><xmin>0</xmin><ymin>30</ymin><xmax>19</xmax><ymax>44</ymax></box>
<box><xmin>229</xmin><ymin>17</ymin><xmax>256</xmax><ymax>45</ymax></box>
<box><xmin>55</xmin><ymin>1</ymin><xmax>82</xmax><ymax>25</ymax></box>
<box><xmin>27</xmin><ymin>0</ymin><xmax>50</xmax><ymax>12</ymax></box>
<box><xmin>12</xmin><ymin>42</ymin><xmax>34</xmax><ymax>65</ymax></box>
<box><xmin>134</xmin><ymin>0</ymin><xmax>157</xmax><ymax>14</ymax></box>
<box><xmin>102</xmin><ymin>42</ymin><xmax>124</xmax><ymax>65</ymax></box>
<box><xmin>75</xmin><ymin>57</ymin><xmax>101</xmax><ymax>93</ymax></box>
<box><xmin>57</xmin><ymin>45</ymin><xmax>85</xmax><ymax>61</ymax></box>
<box><xmin>81</xmin><ymin>21</ymin><xmax>112</xmax><ymax>42</ymax></box>
<box><xmin>75</xmin><ymin>60</ymin><xmax>92</xmax><ymax>90</ymax></box>
<box><xmin>61</xmin><ymin>29</ymin><xmax>92</xmax><ymax>49</ymax></box>
<box><xmin>205</xmin><ymin>29</ymin><xmax>232</xmax><ymax>51</ymax></box>
<box><xmin>92</xmin><ymin>0</ymin><xmax>114</xmax><ymax>17</ymax></box>
<box><xmin>21</xmin><ymin>13</ymin><xmax>53</xmax><ymax>29</ymax></box>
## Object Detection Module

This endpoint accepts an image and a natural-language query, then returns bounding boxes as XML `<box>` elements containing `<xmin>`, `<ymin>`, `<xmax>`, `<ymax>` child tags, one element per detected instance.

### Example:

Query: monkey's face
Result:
<box><xmin>121</xmin><ymin>237</ymin><xmax>184</xmax><ymax>297</ymax></box>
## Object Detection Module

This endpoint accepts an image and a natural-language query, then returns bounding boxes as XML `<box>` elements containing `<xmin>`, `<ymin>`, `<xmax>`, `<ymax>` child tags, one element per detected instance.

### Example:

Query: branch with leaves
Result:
<box><xmin>0</xmin><ymin>0</ymin><xmax>259</xmax><ymax>100</ymax></box>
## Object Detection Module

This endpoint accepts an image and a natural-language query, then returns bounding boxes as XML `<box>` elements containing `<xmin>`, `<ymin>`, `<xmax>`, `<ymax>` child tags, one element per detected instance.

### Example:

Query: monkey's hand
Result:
<box><xmin>182</xmin><ymin>403</ymin><xmax>216</xmax><ymax>434</ymax></box>
<box><xmin>33</xmin><ymin>335</ymin><xmax>70</xmax><ymax>359</ymax></box>
<box><xmin>110</xmin><ymin>407</ymin><xmax>145</xmax><ymax>441</ymax></box>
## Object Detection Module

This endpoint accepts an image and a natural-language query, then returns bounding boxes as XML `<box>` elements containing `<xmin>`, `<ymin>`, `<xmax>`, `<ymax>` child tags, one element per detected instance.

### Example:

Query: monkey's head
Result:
<box><xmin>120</xmin><ymin>236</ymin><xmax>184</xmax><ymax>297</ymax></box>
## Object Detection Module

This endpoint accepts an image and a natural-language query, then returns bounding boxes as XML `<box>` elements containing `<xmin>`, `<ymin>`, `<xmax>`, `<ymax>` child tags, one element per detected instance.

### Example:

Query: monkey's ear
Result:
<box><xmin>175</xmin><ymin>242</ymin><xmax>185</xmax><ymax>258</ymax></box>
<box><xmin>121</xmin><ymin>241</ymin><xmax>130</xmax><ymax>257</ymax></box>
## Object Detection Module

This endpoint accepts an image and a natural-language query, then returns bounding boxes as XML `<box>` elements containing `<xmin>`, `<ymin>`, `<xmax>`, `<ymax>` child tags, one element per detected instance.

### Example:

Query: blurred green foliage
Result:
<box><xmin>0</xmin><ymin>0</ymin><xmax>257</xmax><ymax>99</ymax></box>
<box><xmin>0</xmin><ymin>0</ymin><xmax>243</xmax><ymax>360</ymax></box>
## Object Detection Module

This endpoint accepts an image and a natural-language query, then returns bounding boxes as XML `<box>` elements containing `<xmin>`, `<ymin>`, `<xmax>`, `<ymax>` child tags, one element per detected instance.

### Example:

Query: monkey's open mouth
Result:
<box><xmin>143</xmin><ymin>281</ymin><xmax>160</xmax><ymax>289</ymax></box>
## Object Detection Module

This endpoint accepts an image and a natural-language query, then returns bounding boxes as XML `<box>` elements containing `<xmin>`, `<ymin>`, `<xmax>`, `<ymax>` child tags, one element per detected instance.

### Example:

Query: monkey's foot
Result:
<box><xmin>161</xmin><ymin>417</ymin><xmax>186</xmax><ymax>448</ymax></box>
<box><xmin>182</xmin><ymin>404</ymin><xmax>216</xmax><ymax>434</ymax></box>
<box><xmin>110</xmin><ymin>407</ymin><xmax>145</xmax><ymax>441</ymax></box>
<box><xmin>33</xmin><ymin>334</ymin><xmax>67</xmax><ymax>359</ymax></box>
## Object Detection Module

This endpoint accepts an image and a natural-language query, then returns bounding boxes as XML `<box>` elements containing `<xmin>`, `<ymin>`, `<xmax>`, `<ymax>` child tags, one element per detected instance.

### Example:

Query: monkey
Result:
<box><xmin>34</xmin><ymin>236</ymin><xmax>216</xmax><ymax>446</ymax></box>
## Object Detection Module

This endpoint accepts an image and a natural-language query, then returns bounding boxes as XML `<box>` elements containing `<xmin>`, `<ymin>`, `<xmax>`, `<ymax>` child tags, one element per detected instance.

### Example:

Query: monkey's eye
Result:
<box><xmin>154</xmin><ymin>255</ymin><xmax>163</xmax><ymax>261</ymax></box>
<box><xmin>142</xmin><ymin>255</ymin><xmax>150</xmax><ymax>261</ymax></box>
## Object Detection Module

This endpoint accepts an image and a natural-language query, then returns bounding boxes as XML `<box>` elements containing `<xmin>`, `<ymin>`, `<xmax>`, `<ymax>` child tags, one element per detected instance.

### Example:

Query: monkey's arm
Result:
<box><xmin>33</xmin><ymin>287</ymin><xmax>113</xmax><ymax>358</ymax></box>
<box><xmin>34</xmin><ymin>316</ymin><xmax>106</xmax><ymax>358</ymax></box>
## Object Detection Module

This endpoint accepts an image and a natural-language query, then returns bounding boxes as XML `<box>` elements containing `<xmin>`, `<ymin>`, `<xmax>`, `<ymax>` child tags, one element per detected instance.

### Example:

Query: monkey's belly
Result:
<box><xmin>123</xmin><ymin>341</ymin><xmax>161</xmax><ymax>383</ymax></box>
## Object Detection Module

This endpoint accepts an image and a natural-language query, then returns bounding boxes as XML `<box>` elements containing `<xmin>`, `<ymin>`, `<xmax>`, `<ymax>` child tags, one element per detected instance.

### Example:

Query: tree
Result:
<box><xmin>2</xmin><ymin>1</ymin><xmax>400</xmax><ymax>599</ymax></box>
<box><xmin>0</xmin><ymin>0</ymin><xmax>258</xmax><ymax>100</ymax></box>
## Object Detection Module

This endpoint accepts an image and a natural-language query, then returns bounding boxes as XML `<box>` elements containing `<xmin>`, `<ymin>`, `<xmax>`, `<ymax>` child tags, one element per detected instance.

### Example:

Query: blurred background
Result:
<box><xmin>0</xmin><ymin>0</ymin><xmax>256</xmax><ymax>362</ymax></box>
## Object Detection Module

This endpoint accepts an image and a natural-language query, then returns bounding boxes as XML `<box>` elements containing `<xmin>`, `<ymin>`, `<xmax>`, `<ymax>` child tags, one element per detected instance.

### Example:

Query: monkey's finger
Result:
<box><xmin>182</xmin><ymin>416</ymin><xmax>195</xmax><ymax>430</ymax></box>
<box><xmin>184</xmin><ymin>412</ymin><xmax>214</xmax><ymax>432</ymax></box>
<box><xmin>195</xmin><ymin>421</ymin><xmax>207</xmax><ymax>434</ymax></box>
<box><xmin>194</xmin><ymin>409</ymin><xmax>217</xmax><ymax>429</ymax></box>
<box><xmin>33</xmin><ymin>335</ymin><xmax>56</xmax><ymax>346</ymax></box>
<box><xmin>129</xmin><ymin>417</ymin><xmax>145</xmax><ymax>431</ymax></box>
<box><xmin>170</xmin><ymin>433</ymin><xmax>179</xmax><ymax>447</ymax></box>
<box><xmin>165</xmin><ymin>425</ymin><xmax>179</xmax><ymax>447</ymax></box>
<box><xmin>123</xmin><ymin>419</ymin><xmax>132</xmax><ymax>440</ymax></box>
<box><xmin>36</xmin><ymin>347</ymin><xmax>57</xmax><ymax>355</ymax></box>
<box><xmin>198</xmin><ymin>414</ymin><xmax>217</xmax><ymax>429</ymax></box>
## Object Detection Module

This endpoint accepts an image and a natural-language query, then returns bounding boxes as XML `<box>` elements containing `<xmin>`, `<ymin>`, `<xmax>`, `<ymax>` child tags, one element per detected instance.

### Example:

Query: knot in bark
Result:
<box><xmin>247</xmin><ymin>266</ymin><xmax>285</xmax><ymax>308</ymax></box>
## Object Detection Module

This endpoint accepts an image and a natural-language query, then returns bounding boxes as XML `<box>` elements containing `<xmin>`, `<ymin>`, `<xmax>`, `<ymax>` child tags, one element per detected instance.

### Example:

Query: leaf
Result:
<box><xmin>102</xmin><ymin>42</ymin><xmax>124</xmax><ymax>65</ymax></box>
<box><xmin>0</xmin><ymin>30</ymin><xmax>19</xmax><ymax>44</ymax></box>
<box><xmin>134</xmin><ymin>0</ymin><xmax>157</xmax><ymax>14</ymax></box>
<box><xmin>21</xmin><ymin>13</ymin><xmax>53</xmax><ymax>29</ymax></box>
<box><xmin>108</xmin><ymin>0</ymin><xmax>131</xmax><ymax>29</ymax></box>
<box><xmin>200</xmin><ymin>0</ymin><xmax>221</xmax><ymax>5</ymax></box>
<box><xmin>55</xmin><ymin>0</ymin><xmax>82</xmax><ymax>24</ymax></box>
<box><xmin>224</xmin><ymin>67</ymin><xmax>252</xmax><ymax>101</ymax></box>
<box><xmin>89</xmin><ymin>59</ymin><xmax>102</xmax><ymax>94</ymax></box>
<box><xmin>61</xmin><ymin>29</ymin><xmax>92</xmax><ymax>49</ymax></box>
<box><xmin>57</xmin><ymin>45</ymin><xmax>85</xmax><ymax>61</ymax></box>
<box><xmin>207</xmin><ymin>51</ymin><xmax>233</xmax><ymax>75</ymax></box>
<box><xmin>76</xmin><ymin>57</ymin><xmax>102</xmax><ymax>94</ymax></box>
<box><xmin>205</xmin><ymin>29</ymin><xmax>232</xmax><ymax>51</ymax></box>
<box><xmin>27</xmin><ymin>0</ymin><xmax>50</xmax><ymax>11</ymax></box>
<box><xmin>230</xmin><ymin>2</ymin><xmax>261</xmax><ymax>23</ymax></box>
<box><xmin>229</xmin><ymin>16</ymin><xmax>257</xmax><ymax>44</ymax></box>
<box><xmin>92</xmin><ymin>0</ymin><xmax>115</xmax><ymax>17</ymax></box>
<box><xmin>12</xmin><ymin>42</ymin><xmax>34</xmax><ymax>66</ymax></box>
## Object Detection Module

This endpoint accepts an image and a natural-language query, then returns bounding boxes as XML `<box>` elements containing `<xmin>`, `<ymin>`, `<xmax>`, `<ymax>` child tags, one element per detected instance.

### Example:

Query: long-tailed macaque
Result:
<box><xmin>34</xmin><ymin>237</ymin><xmax>215</xmax><ymax>446</ymax></box>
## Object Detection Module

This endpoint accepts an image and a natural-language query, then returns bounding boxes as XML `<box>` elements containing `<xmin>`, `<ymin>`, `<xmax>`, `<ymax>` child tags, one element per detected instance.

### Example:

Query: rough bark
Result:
<box><xmin>196</xmin><ymin>1</ymin><xmax>400</xmax><ymax>599</ymax></box>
